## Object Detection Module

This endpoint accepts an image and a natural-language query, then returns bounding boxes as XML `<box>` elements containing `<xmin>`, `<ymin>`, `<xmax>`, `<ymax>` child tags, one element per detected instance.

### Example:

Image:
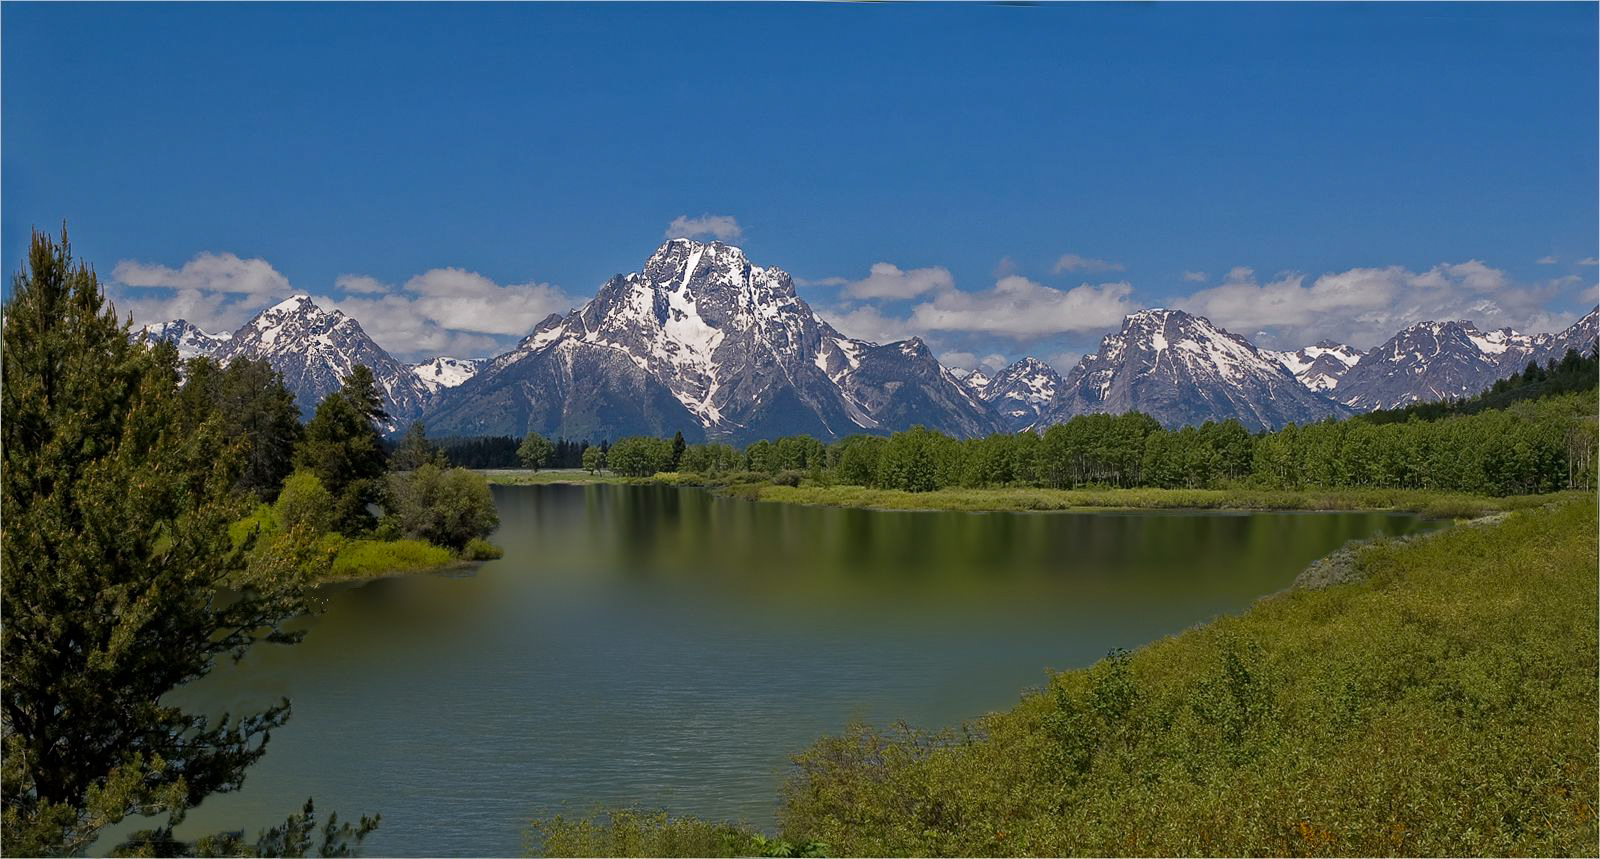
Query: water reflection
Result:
<box><xmin>132</xmin><ymin>485</ymin><xmax>1437</xmax><ymax>857</ymax></box>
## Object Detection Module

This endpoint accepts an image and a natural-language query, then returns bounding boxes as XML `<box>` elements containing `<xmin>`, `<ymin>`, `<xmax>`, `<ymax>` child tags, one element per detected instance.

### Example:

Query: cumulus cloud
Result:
<box><xmin>325</xmin><ymin>267</ymin><xmax>576</xmax><ymax>359</ymax></box>
<box><xmin>1049</xmin><ymin>351</ymin><xmax>1083</xmax><ymax>374</ymax></box>
<box><xmin>113</xmin><ymin>251</ymin><xmax>291</xmax><ymax>295</ymax></box>
<box><xmin>109</xmin><ymin>287</ymin><xmax>256</xmax><ymax>335</ymax></box>
<box><xmin>399</xmin><ymin>268</ymin><xmax>572</xmax><ymax>336</ymax></box>
<box><xmin>842</xmin><ymin>262</ymin><xmax>955</xmax><ymax>301</ymax></box>
<box><xmin>939</xmin><ymin>351</ymin><xmax>980</xmax><ymax>370</ymax></box>
<box><xmin>1537</xmin><ymin>256</ymin><xmax>1558</xmax><ymax>265</ymax></box>
<box><xmin>816</xmin><ymin>303</ymin><xmax>918</xmax><ymax>344</ymax></box>
<box><xmin>109</xmin><ymin>247</ymin><xmax>574</xmax><ymax>360</ymax></box>
<box><xmin>793</xmin><ymin>275</ymin><xmax>847</xmax><ymax>288</ymax></box>
<box><xmin>907</xmin><ymin>276</ymin><xmax>1136</xmax><ymax>339</ymax></box>
<box><xmin>1182</xmin><ymin>270</ymin><xmax>1208</xmax><ymax>282</ymax></box>
<box><xmin>335</xmin><ymin>274</ymin><xmax>391</xmax><ymax>294</ymax></box>
<box><xmin>1179</xmin><ymin>260</ymin><xmax>1569</xmax><ymax>348</ymax></box>
<box><xmin>1052</xmin><ymin>253</ymin><xmax>1124</xmax><ymax>274</ymax></box>
<box><xmin>315</xmin><ymin>292</ymin><xmax>509</xmax><ymax>359</ymax></box>
<box><xmin>665</xmin><ymin>214</ymin><xmax>743</xmax><ymax>242</ymax></box>
<box><xmin>108</xmin><ymin>252</ymin><xmax>300</xmax><ymax>333</ymax></box>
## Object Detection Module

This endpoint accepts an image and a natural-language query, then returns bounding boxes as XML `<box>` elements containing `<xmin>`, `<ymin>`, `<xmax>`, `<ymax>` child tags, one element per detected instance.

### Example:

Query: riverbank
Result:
<box><xmin>480</xmin><ymin>469</ymin><xmax>1579</xmax><ymax>518</ymax></box>
<box><xmin>737</xmin><ymin>484</ymin><xmax>1583</xmax><ymax>518</ymax></box>
<box><xmin>230</xmin><ymin>506</ymin><xmax>500</xmax><ymax>583</ymax></box>
<box><xmin>531</xmin><ymin>494</ymin><xmax>1599</xmax><ymax>857</ymax></box>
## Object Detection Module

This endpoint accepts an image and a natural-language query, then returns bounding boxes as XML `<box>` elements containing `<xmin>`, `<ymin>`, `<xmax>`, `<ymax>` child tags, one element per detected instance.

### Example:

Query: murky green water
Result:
<box><xmin>140</xmin><ymin>484</ymin><xmax>1439</xmax><ymax>856</ymax></box>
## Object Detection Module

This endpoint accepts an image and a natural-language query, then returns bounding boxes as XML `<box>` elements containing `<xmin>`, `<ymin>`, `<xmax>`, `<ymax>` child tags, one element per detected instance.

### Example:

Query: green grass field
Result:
<box><xmin>530</xmin><ymin>496</ymin><xmax>1599</xmax><ymax>857</ymax></box>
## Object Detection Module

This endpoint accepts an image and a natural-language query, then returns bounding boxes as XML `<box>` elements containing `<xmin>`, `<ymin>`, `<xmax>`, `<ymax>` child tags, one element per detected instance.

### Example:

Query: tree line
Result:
<box><xmin>579</xmin><ymin>376</ymin><xmax>1596</xmax><ymax>497</ymax></box>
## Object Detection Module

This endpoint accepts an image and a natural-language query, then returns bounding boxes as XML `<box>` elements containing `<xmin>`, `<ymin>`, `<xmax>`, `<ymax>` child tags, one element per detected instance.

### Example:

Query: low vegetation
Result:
<box><xmin>530</xmin><ymin>496</ymin><xmax>1599</xmax><ymax>857</ymax></box>
<box><xmin>740</xmin><ymin>484</ymin><xmax>1582</xmax><ymax>518</ymax></box>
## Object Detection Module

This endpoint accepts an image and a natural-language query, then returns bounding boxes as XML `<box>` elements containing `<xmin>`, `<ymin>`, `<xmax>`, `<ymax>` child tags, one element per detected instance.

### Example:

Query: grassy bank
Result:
<box><xmin>734</xmin><ymin>483</ymin><xmax>1582</xmax><ymax>518</ymax></box>
<box><xmin>484</xmin><ymin>469</ymin><xmax>1580</xmax><ymax>518</ymax></box>
<box><xmin>530</xmin><ymin>496</ymin><xmax>1598</xmax><ymax>856</ymax></box>
<box><xmin>481</xmin><ymin>468</ymin><xmax>629</xmax><ymax>486</ymax></box>
<box><xmin>229</xmin><ymin>505</ymin><xmax>496</xmax><ymax>582</ymax></box>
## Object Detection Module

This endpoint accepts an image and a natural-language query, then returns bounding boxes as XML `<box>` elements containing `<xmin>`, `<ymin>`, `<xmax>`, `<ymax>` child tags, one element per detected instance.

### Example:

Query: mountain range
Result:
<box><xmin>138</xmin><ymin>238</ymin><xmax>1599</xmax><ymax>440</ymax></box>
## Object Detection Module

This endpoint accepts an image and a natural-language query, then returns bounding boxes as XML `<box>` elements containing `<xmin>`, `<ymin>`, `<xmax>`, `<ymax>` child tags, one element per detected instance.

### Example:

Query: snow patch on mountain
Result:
<box><xmin>410</xmin><ymin>356</ymin><xmax>483</xmax><ymax>394</ymax></box>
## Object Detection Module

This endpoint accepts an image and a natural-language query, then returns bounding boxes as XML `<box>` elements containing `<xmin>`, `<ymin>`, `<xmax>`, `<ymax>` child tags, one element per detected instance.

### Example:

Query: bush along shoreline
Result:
<box><xmin>526</xmin><ymin>495</ymin><xmax>1599</xmax><ymax>857</ymax></box>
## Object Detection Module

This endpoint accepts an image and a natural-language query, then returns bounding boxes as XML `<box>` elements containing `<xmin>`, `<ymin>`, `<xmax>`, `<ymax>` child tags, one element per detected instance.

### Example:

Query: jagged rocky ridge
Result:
<box><xmin>1036</xmin><ymin>308</ymin><xmax>1350</xmax><ymax>432</ymax></box>
<box><xmin>134</xmin><ymin>243</ymin><xmax>1598</xmax><ymax>439</ymax></box>
<box><xmin>962</xmin><ymin>357</ymin><xmax>1065</xmax><ymax>432</ymax></box>
<box><xmin>1338</xmin><ymin>319</ymin><xmax>1554</xmax><ymax>411</ymax></box>
<box><xmin>137</xmin><ymin>319</ymin><xmax>231</xmax><ymax>359</ymax></box>
<box><xmin>1263</xmin><ymin>342</ymin><xmax>1363</xmax><ymax>393</ymax></box>
<box><xmin>422</xmin><ymin>239</ymin><xmax>993</xmax><ymax>442</ymax></box>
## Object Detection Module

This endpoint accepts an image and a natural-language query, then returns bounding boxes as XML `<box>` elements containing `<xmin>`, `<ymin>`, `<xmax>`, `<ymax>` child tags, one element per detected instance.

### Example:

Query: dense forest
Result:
<box><xmin>559</xmin><ymin>359</ymin><xmax>1596</xmax><ymax>498</ymax></box>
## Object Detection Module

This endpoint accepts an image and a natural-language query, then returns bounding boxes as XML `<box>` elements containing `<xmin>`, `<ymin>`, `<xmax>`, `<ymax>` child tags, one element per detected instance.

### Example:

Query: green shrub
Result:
<box><xmin>273</xmin><ymin>470</ymin><xmax>335</xmax><ymax>534</ymax></box>
<box><xmin>328</xmin><ymin>538</ymin><xmax>454</xmax><ymax>579</ymax></box>
<box><xmin>772</xmin><ymin>469</ymin><xmax>804</xmax><ymax>487</ymax></box>
<box><xmin>229</xmin><ymin>503</ymin><xmax>280</xmax><ymax>548</ymax></box>
<box><xmin>775</xmin><ymin>498</ymin><xmax>1599</xmax><ymax>856</ymax></box>
<box><xmin>385</xmin><ymin>463</ymin><xmax>499</xmax><ymax>551</ymax></box>
<box><xmin>527</xmin><ymin>810</ymin><xmax>771</xmax><ymax>858</ymax></box>
<box><xmin>461</xmin><ymin>537</ymin><xmax>503</xmax><ymax>561</ymax></box>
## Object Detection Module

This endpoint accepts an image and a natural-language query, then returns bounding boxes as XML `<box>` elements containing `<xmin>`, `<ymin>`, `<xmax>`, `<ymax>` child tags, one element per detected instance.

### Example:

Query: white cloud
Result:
<box><xmin>1182</xmin><ymin>270</ymin><xmax>1208</xmax><ymax>282</ymax></box>
<box><xmin>109</xmin><ymin>287</ymin><xmax>255</xmax><ymax>336</ymax></box>
<box><xmin>980</xmin><ymin>353</ymin><xmax>1008</xmax><ymax>371</ymax></box>
<box><xmin>1049</xmin><ymin>351</ymin><xmax>1083</xmax><ymax>374</ymax></box>
<box><xmin>842</xmin><ymin>262</ymin><xmax>954</xmax><ymax>301</ymax></box>
<box><xmin>664</xmin><ymin>214</ymin><xmax>743</xmax><ymax>242</ymax></box>
<box><xmin>1179</xmin><ymin>260</ymin><xmax>1568</xmax><ymax>348</ymax></box>
<box><xmin>113</xmin><ymin>252</ymin><xmax>290</xmax><ymax>295</ymax></box>
<box><xmin>1579</xmin><ymin>257</ymin><xmax>1599</xmax><ymax>266</ymax></box>
<box><xmin>336</xmin><ymin>274</ymin><xmax>391</xmax><ymax>294</ymax></box>
<box><xmin>939</xmin><ymin>351</ymin><xmax>979</xmax><ymax>370</ymax></box>
<box><xmin>816</xmin><ymin>303</ymin><xmax>918</xmax><ymax>344</ymax></box>
<box><xmin>794</xmin><ymin>275</ymin><xmax>847</xmax><ymax>288</ymax></box>
<box><xmin>400</xmin><ymin>268</ymin><xmax>572</xmax><ymax>336</ymax></box>
<box><xmin>907</xmin><ymin>276</ymin><xmax>1136</xmax><ymax>339</ymax></box>
<box><xmin>1052</xmin><ymin>253</ymin><xmax>1124</xmax><ymax>274</ymax></box>
<box><xmin>325</xmin><ymin>267</ymin><xmax>576</xmax><ymax>359</ymax></box>
<box><xmin>1537</xmin><ymin>256</ymin><xmax>1558</xmax><ymax>265</ymax></box>
<box><xmin>314</xmin><ymin>292</ymin><xmax>507</xmax><ymax>359</ymax></box>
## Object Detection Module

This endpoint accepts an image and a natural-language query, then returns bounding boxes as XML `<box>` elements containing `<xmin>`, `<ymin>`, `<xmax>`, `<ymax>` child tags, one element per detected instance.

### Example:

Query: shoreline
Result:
<box><xmin>479</xmin><ymin>469</ymin><xmax>1579</xmax><ymax>519</ymax></box>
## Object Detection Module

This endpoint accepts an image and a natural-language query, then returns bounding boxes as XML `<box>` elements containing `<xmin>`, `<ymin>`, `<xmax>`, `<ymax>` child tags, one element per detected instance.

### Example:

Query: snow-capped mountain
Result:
<box><xmin>423</xmin><ymin>239</ymin><xmax>998</xmax><ymax>442</ymax></box>
<box><xmin>212</xmin><ymin>295</ymin><xmax>431</xmax><ymax>425</ymax></box>
<box><xmin>1536</xmin><ymin>307</ymin><xmax>1599</xmax><ymax>363</ymax></box>
<box><xmin>1263</xmin><ymin>341</ymin><xmax>1363</xmax><ymax>392</ymax></box>
<box><xmin>137</xmin><ymin>319</ymin><xmax>231</xmax><ymax>359</ymax></box>
<box><xmin>410</xmin><ymin>356</ymin><xmax>483</xmax><ymax>394</ymax></box>
<box><xmin>972</xmin><ymin>357</ymin><xmax>1065</xmax><ymax>431</ymax></box>
<box><xmin>955</xmin><ymin>367</ymin><xmax>993</xmax><ymax>395</ymax></box>
<box><xmin>1335</xmin><ymin>320</ymin><xmax>1548</xmax><ymax>411</ymax></box>
<box><xmin>1037</xmin><ymin>309</ymin><xmax>1348</xmax><ymax>431</ymax></box>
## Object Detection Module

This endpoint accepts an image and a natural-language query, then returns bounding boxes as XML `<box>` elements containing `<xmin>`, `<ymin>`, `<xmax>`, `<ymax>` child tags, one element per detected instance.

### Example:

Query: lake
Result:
<box><xmin>155</xmin><ymin>484</ymin><xmax>1440</xmax><ymax>856</ymax></box>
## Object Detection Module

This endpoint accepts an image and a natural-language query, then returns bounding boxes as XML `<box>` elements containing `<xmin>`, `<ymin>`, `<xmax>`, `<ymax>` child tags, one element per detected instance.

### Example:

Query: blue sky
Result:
<box><xmin>4</xmin><ymin>2</ymin><xmax>1596</xmax><ymax>366</ymax></box>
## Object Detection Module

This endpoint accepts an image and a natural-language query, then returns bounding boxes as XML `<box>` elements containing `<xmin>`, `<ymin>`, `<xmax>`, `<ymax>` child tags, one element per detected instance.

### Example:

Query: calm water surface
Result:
<box><xmin>149</xmin><ymin>484</ymin><xmax>1438</xmax><ymax>856</ymax></box>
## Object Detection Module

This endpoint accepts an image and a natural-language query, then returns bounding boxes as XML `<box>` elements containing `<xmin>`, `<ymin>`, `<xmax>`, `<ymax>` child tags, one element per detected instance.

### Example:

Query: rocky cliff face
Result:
<box><xmin>1038</xmin><ymin>309</ymin><xmax>1349</xmax><ymax>431</ymax></box>
<box><xmin>210</xmin><ymin>295</ymin><xmax>431</xmax><ymax>426</ymax></box>
<box><xmin>424</xmin><ymin>239</ymin><xmax>999</xmax><ymax>442</ymax></box>
<box><xmin>1335</xmin><ymin>320</ymin><xmax>1547</xmax><ymax>411</ymax></box>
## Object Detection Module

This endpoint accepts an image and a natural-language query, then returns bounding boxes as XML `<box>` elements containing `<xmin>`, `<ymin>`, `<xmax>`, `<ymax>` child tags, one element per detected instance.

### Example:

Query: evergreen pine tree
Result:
<box><xmin>296</xmin><ymin>366</ymin><xmax>389</xmax><ymax>535</ymax></box>
<box><xmin>0</xmin><ymin>228</ymin><xmax>364</xmax><ymax>854</ymax></box>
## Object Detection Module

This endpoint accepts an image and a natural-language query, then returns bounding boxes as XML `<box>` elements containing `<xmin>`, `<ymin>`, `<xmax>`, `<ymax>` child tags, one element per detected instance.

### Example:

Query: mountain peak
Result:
<box><xmin>266</xmin><ymin>293</ymin><xmax>320</xmax><ymax>315</ymax></box>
